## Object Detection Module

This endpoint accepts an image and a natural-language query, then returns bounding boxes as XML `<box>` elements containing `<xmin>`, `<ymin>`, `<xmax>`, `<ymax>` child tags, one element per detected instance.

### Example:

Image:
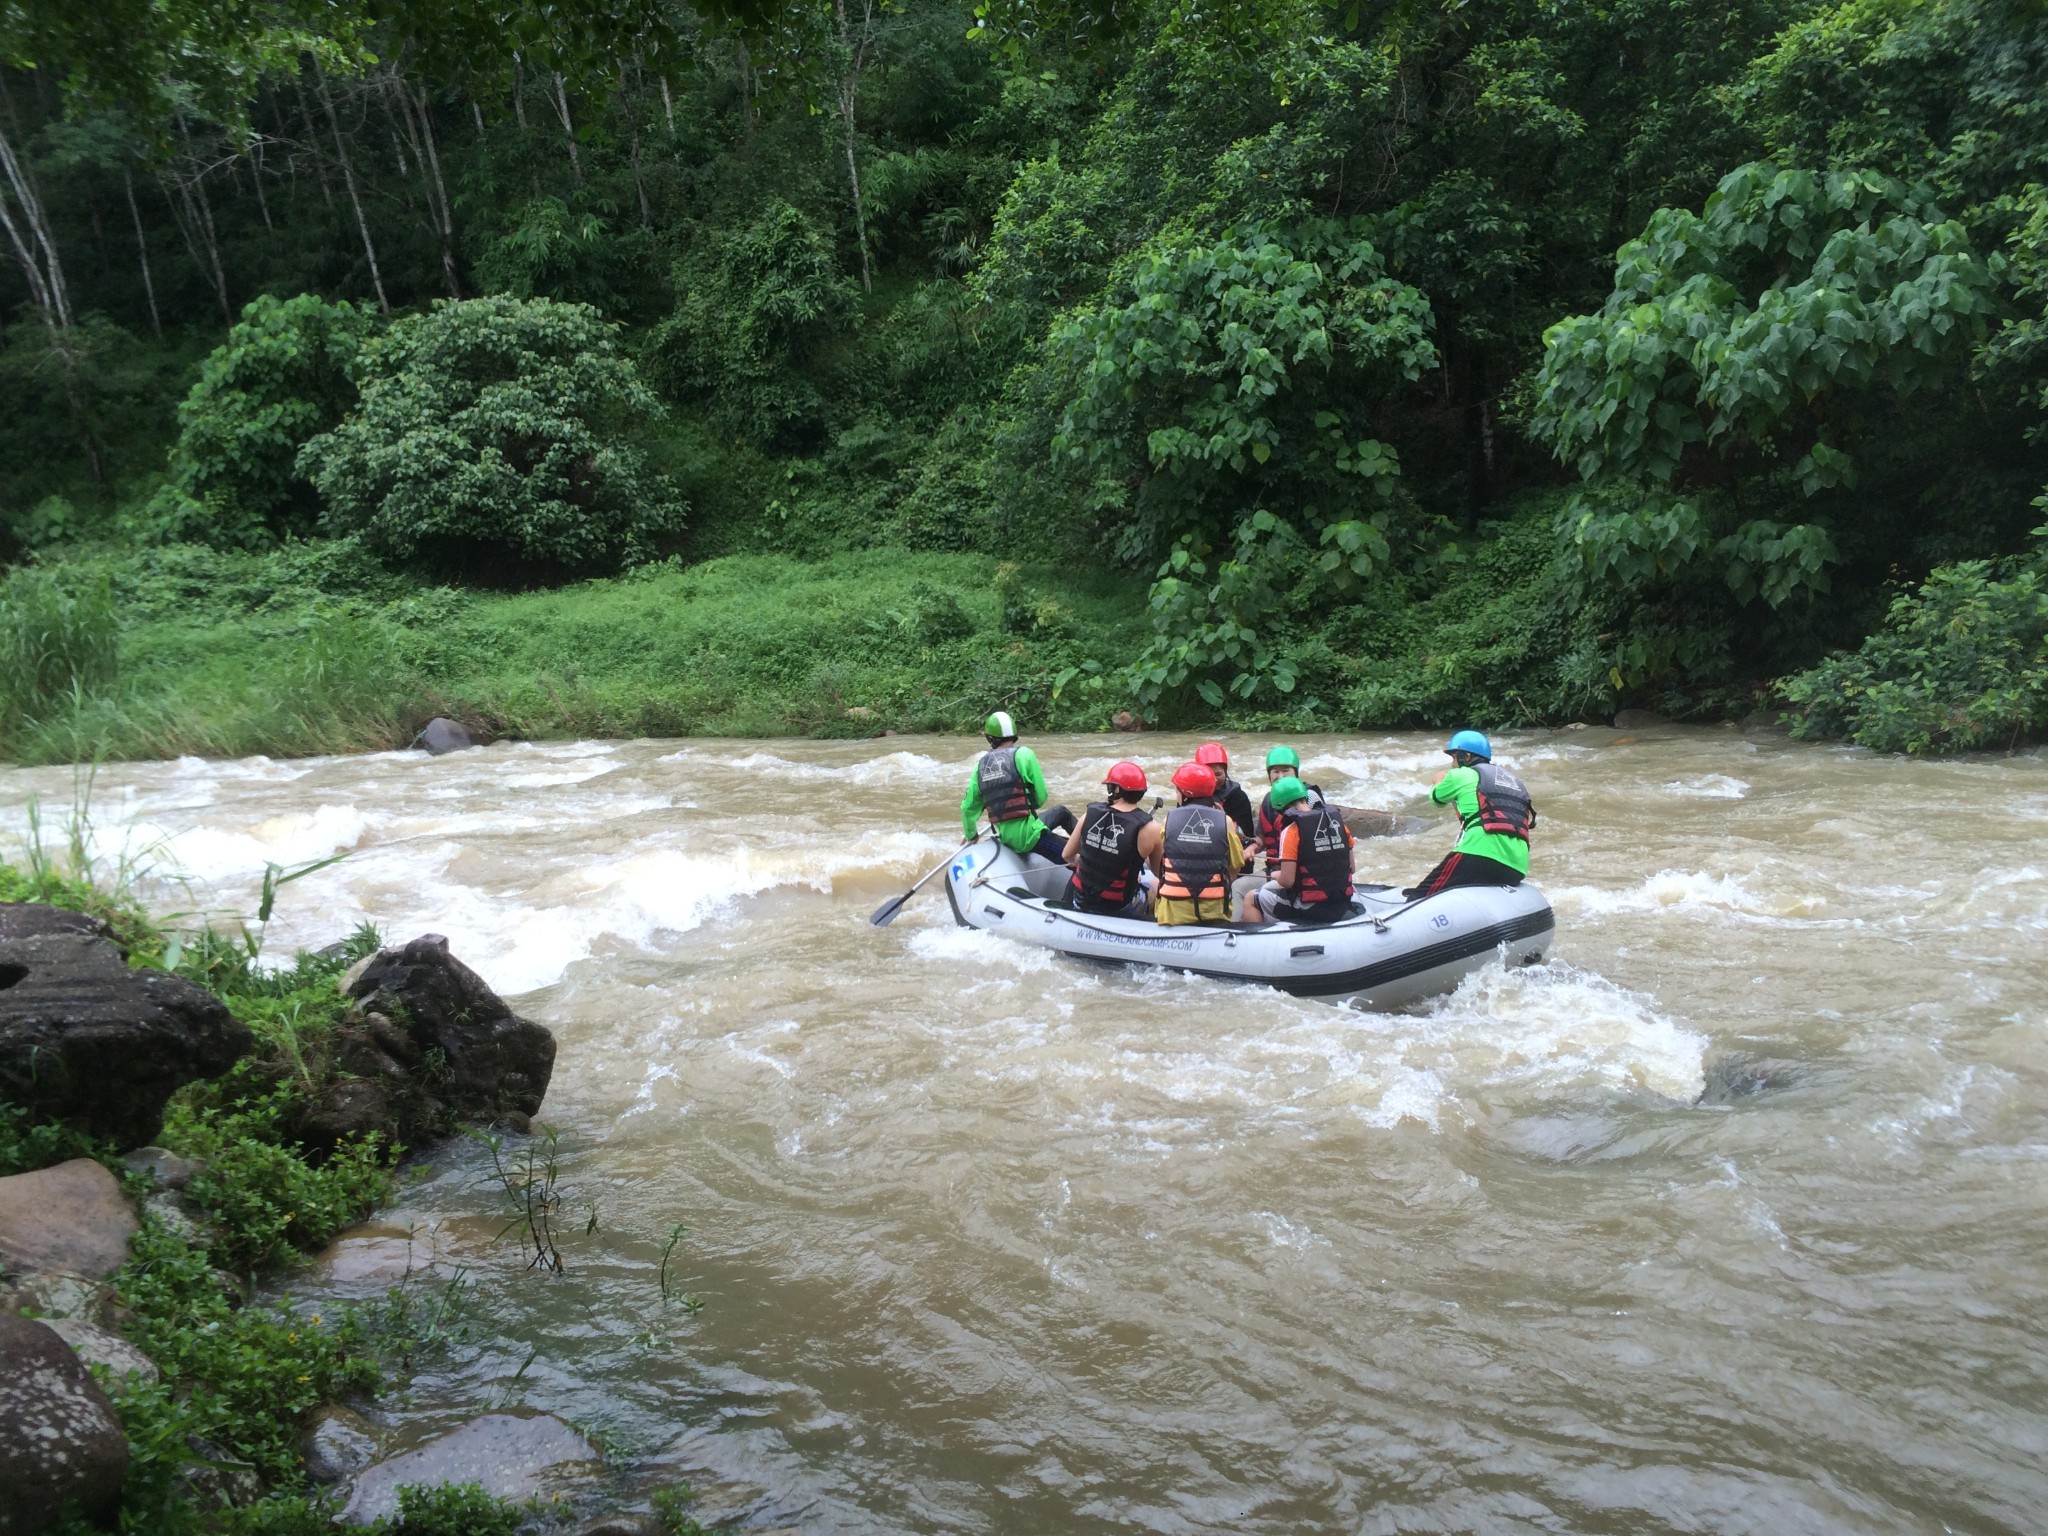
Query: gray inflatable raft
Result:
<box><xmin>945</xmin><ymin>842</ymin><xmax>1555</xmax><ymax>1010</ymax></box>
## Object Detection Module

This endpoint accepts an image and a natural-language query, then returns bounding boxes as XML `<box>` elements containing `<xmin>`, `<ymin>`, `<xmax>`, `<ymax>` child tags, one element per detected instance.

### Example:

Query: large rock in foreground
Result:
<box><xmin>0</xmin><ymin>1159</ymin><xmax>139</xmax><ymax>1279</ymax></box>
<box><xmin>344</xmin><ymin>935</ymin><xmax>555</xmax><ymax>1126</ymax></box>
<box><xmin>339</xmin><ymin>1412</ymin><xmax>599</xmax><ymax>1525</ymax></box>
<box><xmin>0</xmin><ymin>1315</ymin><xmax>130</xmax><ymax>1534</ymax></box>
<box><xmin>0</xmin><ymin>925</ymin><xmax>252</xmax><ymax>1148</ymax></box>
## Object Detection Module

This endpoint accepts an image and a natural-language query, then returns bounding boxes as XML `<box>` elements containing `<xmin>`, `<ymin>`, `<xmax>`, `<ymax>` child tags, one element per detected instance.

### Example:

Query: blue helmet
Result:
<box><xmin>1445</xmin><ymin>729</ymin><xmax>1492</xmax><ymax>761</ymax></box>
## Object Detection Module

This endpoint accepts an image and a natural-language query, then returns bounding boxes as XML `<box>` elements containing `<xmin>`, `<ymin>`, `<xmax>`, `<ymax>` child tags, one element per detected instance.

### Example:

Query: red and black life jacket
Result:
<box><xmin>1158</xmin><ymin>804</ymin><xmax>1231</xmax><ymax>902</ymax></box>
<box><xmin>1068</xmin><ymin>802</ymin><xmax>1150</xmax><ymax>908</ymax></box>
<box><xmin>1466</xmin><ymin>763</ymin><xmax>1534</xmax><ymax>841</ymax></box>
<box><xmin>1258</xmin><ymin>784</ymin><xmax>1324</xmax><ymax>851</ymax></box>
<box><xmin>975</xmin><ymin>745</ymin><xmax>1037</xmax><ymax>824</ymax></box>
<box><xmin>1283</xmin><ymin>804</ymin><xmax>1353</xmax><ymax>905</ymax></box>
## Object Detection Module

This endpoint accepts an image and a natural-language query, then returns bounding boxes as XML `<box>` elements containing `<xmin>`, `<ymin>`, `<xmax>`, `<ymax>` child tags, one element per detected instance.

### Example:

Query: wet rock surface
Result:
<box><xmin>339</xmin><ymin>934</ymin><xmax>556</xmax><ymax>1131</ymax></box>
<box><xmin>0</xmin><ymin>1314</ymin><xmax>129</xmax><ymax>1534</ymax></box>
<box><xmin>416</xmin><ymin>718</ymin><xmax>476</xmax><ymax>755</ymax></box>
<box><xmin>0</xmin><ymin>1158</ymin><xmax>138</xmax><ymax>1278</ymax></box>
<box><xmin>303</xmin><ymin>1405</ymin><xmax>382</xmax><ymax>1485</ymax></box>
<box><xmin>0</xmin><ymin>931</ymin><xmax>251</xmax><ymax>1147</ymax></box>
<box><xmin>0</xmin><ymin>903</ymin><xmax>112</xmax><ymax>944</ymax></box>
<box><xmin>339</xmin><ymin>1412</ymin><xmax>600</xmax><ymax>1525</ymax></box>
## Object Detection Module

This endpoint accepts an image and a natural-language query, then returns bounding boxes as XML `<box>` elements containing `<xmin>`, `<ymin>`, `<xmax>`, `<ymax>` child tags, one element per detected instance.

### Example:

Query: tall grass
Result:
<box><xmin>0</xmin><ymin>565</ymin><xmax>118</xmax><ymax>732</ymax></box>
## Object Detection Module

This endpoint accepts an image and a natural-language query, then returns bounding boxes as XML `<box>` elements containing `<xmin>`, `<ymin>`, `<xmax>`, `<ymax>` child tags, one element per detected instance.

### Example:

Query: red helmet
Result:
<box><xmin>1103</xmin><ymin>760</ymin><xmax>1148</xmax><ymax>795</ymax></box>
<box><xmin>1194</xmin><ymin>741</ymin><xmax>1229</xmax><ymax>769</ymax></box>
<box><xmin>1171</xmin><ymin>762</ymin><xmax>1217</xmax><ymax>800</ymax></box>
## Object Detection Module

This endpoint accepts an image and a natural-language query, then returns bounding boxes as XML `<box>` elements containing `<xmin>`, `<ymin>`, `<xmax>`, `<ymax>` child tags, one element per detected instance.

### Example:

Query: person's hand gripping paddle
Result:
<box><xmin>869</xmin><ymin>836</ymin><xmax>984</xmax><ymax>927</ymax></box>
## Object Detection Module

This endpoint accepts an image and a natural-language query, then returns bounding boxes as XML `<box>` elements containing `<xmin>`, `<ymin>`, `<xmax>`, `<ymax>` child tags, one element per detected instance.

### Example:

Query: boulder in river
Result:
<box><xmin>303</xmin><ymin>1405</ymin><xmax>383</xmax><ymax>1486</ymax></box>
<box><xmin>0</xmin><ymin>903</ymin><xmax>111</xmax><ymax>945</ymax></box>
<box><xmin>0</xmin><ymin>1314</ymin><xmax>129</xmax><ymax>1533</ymax></box>
<box><xmin>415</xmin><ymin>717</ymin><xmax>475</xmax><ymax>755</ymax></box>
<box><xmin>343</xmin><ymin>935</ymin><xmax>556</xmax><ymax>1129</ymax></box>
<box><xmin>0</xmin><ymin>1159</ymin><xmax>138</xmax><ymax>1279</ymax></box>
<box><xmin>339</xmin><ymin>1412</ymin><xmax>601</xmax><ymax>1525</ymax></box>
<box><xmin>0</xmin><ymin>930</ymin><xmax>252</xmax><ymax>1148</ymax></box>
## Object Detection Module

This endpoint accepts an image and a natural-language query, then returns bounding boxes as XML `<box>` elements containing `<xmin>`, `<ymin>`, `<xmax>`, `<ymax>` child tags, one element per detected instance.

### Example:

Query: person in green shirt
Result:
<box><xmin>961</xmin><ymin>710</ymin><xmax>1075</xmax><ymax>863</ymax></box>
<box><xmin>1404</xmin><ymin>730</ymin><xmax>1536</xmax><ymax>898</ymax></box>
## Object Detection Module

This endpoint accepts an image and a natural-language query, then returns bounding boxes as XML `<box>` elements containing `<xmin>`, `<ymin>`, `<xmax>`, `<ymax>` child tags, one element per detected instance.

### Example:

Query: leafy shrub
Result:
<box><xmin>377</xmin><ymin>1483</ymin><xmax>523</xmax><ymax>1535</ymax></box>
<box><xmin>0</xmin><ymin>564</ymin><xmax>118</xmax><ymax>731</ymax></box>
<box><xmin>300</xmin><ymin>296</ymin><xmax>686</xmax><ymax>582</ymax></box>
<box><xmin>1784</xmin><ymin>554</ymin><xmax>2048</xmax><ymax>752</ymax></box>
<box><xmin>0</xmin><ymin>1099</ymin><xmax>116</xmax><ymax>1178</ymax></box>
<box><xmin>473</xmin><ymin>197</ymin><xmax>662</xmax><ymax>320</ymax></box>
<box><xmin>646</xmin><ymin>202</ymin><xmax>860</xmax><ymax>450</ymax></box>
<box><xmin>154</xmin><ymin>294</ymin><xmax>375</xmax><ymax>548</ymax></box>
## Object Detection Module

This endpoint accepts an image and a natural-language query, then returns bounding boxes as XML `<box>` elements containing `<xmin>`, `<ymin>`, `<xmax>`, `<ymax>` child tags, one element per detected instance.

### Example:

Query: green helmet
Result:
<box><xmin>984</xmin><ymin>709</ymin><xmax>1017</xmax><ymax>740</ymax></box>
<box><xmin>1268</xmin><ymin>775</ymin><xmax>1311</xmax><ymax>812</ymax></box>
<box><xmin>1265</xmin><ymin>745</ymin><xmax>1301</xmax><ymax>770</ymax></box>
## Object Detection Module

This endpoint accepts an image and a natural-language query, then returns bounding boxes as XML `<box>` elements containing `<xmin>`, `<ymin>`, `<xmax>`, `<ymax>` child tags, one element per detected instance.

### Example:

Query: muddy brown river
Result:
<box><xmin>4</xmin><ymin>729</ymin><xmax>2046</xmax><ymax>1534</ymax></box>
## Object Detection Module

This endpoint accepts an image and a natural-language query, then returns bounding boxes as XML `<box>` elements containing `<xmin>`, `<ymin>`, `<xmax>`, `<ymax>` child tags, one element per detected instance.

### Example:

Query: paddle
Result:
<box><xmin>869</xmin><ymin>836</ymin><xmax>983</xmax><ymax>927</ymax></box>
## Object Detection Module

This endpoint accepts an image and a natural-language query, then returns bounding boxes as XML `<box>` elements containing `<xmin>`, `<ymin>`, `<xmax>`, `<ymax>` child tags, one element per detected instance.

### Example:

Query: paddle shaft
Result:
<box><xmin>869</xmin><ymin>835</ymin><xmax>982</xmax><ymax>926</ymax></box>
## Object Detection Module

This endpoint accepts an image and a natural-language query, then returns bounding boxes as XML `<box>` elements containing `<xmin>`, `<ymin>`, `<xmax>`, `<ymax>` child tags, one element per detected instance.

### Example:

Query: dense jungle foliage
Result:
<box><xmin>2</xmin><ymin>0</ymin><xmax>2046</xmax><ymax>756</ymax></box>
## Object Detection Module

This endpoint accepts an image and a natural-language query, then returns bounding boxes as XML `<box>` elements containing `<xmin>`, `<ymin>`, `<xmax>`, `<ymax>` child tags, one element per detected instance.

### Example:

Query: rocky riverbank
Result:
<box><xmin>0</xmin><ymin>881</ymin><xmax>711</xmax><ymax>1535</ymax></box>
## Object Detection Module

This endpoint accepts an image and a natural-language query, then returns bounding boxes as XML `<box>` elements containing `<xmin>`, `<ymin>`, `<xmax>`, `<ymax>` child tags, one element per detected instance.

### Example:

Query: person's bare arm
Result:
<box><xmin>1062</xmin><ymin>819</ymin><xmax>1085</xmax><ymax>863</ymax></box>
<box><xmin>1139</xmin><ymin>821</ymin><xmax>1163</xmax><ymax>877</ymax></box>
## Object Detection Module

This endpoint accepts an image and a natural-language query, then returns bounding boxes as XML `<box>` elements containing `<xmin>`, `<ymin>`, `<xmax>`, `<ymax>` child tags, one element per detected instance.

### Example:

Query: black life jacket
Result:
<box><xmin>1467</xmin><ymin>762</ymin><xmax>1534</xmax><ymax>841</ymax></box>
<box><xmin>1215</xmin><ymin>775</ymin><xmax>1255</xmax><ymax>840</ymax></box>
<box><xmin>1158</xmin><ymin>804</ymin><xmax>1231</xmax><ymax>902</ymax></box>
<box><xmin>1069</xmin><ymin>802</ymin><xmax>1150</xmax><ymax>907</ymax></box>
<box><xmin>975</xmin><ymin>745</ymin><xmax>1037</xmax><ymax>824</ymax></box>
<box><xmin>1283</xmin><ymin>804</ymin><xmax>1353</xmax><ymax>905</ymax></box>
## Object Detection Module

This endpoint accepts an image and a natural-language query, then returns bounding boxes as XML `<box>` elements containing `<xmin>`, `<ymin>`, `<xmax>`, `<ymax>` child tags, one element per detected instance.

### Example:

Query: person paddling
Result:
<box><xmin>1195</xmin><ymin>742</ymin><xmax>1255</xmax><ymax>843</ymax></box>
<box><xmin>1060</xmin><ymin>760</ymin><xmax>1154</xmax><ymax>916</ymax></box>
<box><xmin>962</xmin><ymin>710</ymin><xmax>1075</xmax><ymax>863</ymax></box>
<box><xmin>1244</xmin><ymin>776</ymin><xmax>1356</xmax><ymax>924</ymax></box>
<box><xmin>1405</xmin><ymin>730</ymin><xmax>1534</xmax><ymax>898</ymax></box>
<box><xmin>1144</xmin><ymin>762</ymin><xmax>1246</xmax><ymax>926</ymax></box>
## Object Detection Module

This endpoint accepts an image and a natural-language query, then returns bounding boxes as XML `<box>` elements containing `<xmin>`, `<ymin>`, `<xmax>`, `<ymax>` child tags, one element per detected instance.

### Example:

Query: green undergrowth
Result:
<box><xmin>0</xmin><ymin>543</ymin><xmax>1149</xmax><ymax>763</ymax></box>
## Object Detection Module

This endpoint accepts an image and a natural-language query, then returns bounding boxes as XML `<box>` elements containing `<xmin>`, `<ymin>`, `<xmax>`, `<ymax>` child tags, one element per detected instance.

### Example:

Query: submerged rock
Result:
<box><xmin>415</xmin><ymin>718</ymin><xmax>475</xmax><ymax>755</ymax></box>
<box><xmin>344</xmin><ymin>935</ymin><xmax>555</xmax><ymax>1128</ymax></box>
<box><xmin>339</xmin><ymin>1412</ymin><xmax>600</xmax><ymax>1525</ymax></box>
<box><xmin>0</xmin><ymin>931</ymin><xmax>252</xmax><ymax>1148</ymax></box>
<box><xmin>0</xmin><ymin>1314</ymin><xmax>129</xmax><ymax>1533</ymax></box>
<box><xmin>303</xmin><ymin>1405</ymin><xmax>382</xmax><ymax>1485</ymax></box>
<box><xmin>0</xmin><ymin>1159</ymin><xmax>138</xmax><ymax>1279</ymax></box>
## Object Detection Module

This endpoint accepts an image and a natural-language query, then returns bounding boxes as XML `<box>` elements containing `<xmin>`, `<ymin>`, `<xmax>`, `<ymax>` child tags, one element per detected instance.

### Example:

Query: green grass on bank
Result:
<box><xmin>0</xmin><ymin>545</ymin><xmax>1150</xmax><ymax>764</ymax></box>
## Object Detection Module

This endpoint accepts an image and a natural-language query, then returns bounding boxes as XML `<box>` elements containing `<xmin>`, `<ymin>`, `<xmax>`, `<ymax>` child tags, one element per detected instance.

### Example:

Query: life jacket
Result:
<box><xmin>1069</xmin><ymin>802</ymin><xmax>1150</xmax><ymax>907</ymax></box>
<box><xmin>1283</xmin><ymin>804</ymin><xmax>1353</xmax><ymax>906</ymax></box>
<box><xmin>1467</xmin><ymin>762</ymin><xmax>1534</xmax><ymax>841</ymax></box>
<box><xmin>1215</xmin><ymin>775</ymin><xmax>1255</xmax><ymax>840</ymax></box>
<box><xmin>1158</xmin><ymin>804</ymin><xmax>1231</xmax><ymax>902</ymax></box>
<box><xmin>975</xmin><ymin>745</ymin><xmax>1037</xmax><ymax>824</ymax></box>
<box><xmin>1259</xmin><ymin>783</ymin><xmax>1324</xmax><ymax>851</ymax></box>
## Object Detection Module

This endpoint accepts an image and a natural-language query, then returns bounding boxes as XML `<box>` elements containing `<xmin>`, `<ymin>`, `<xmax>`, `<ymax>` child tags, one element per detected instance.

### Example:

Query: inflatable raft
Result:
<box><xmin>944</xmin><ymin>843</ymin><xmax>1555</xmax><ymax>1010</ymax></box>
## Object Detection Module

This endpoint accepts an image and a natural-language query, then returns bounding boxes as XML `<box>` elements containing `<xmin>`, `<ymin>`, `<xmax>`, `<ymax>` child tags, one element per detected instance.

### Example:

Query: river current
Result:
<box><xmin>4</xmin><ymin>728</ymin><xmax>2046</xmax><ymax>1534</ymax></box>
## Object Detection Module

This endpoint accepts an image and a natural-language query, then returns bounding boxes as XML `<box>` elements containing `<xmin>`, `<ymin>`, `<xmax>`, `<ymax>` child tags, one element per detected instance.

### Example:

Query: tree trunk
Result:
<box><xmin>551</xmin><ymin>73</ymin><xmax>582</xmax><ymax>184</ymax></box>
<box><xmin>659</xmin><ymin>75</ymin><xmax>676</xmax><ymax>136</ymax></box>
<box><xmin>391</xmin><ymin>73</ymin><xmax>461</xmax><ymax>299</ymax></box>
<box><xmin>833</xmin><ymin>0</ymin><xmax>875</xmax><ymax>292</ymax></box>
<box><xmin>249</xmin><ymin>135</ymin><xmax>275</xmax><ymax>229</ymax></box>
<box><xmin>0</xmin><ymin>125</ymin><xmax>98</xmax><ymax>481</ymax></box>
<box><xmin>173</xmin><ymin>111</ymin><xmax>232</xmax><ymax>325</ymax></box>
<box><xmin>623</xmin><ymin>70</ymin><xmax>650</xmax><ymax>228</ymax></box>
<box><xmin>291</xmin><ymin>74</ymin><xmax>336</xmax><ymax>210</ymax></box>
<box><xmin>0</xmin><ymin>116</ymin><xmax>73</xmax><ymax>326</ymax></box>
<box><xmin>123</xmin><ymin>170</ymin><xmax>162</xmax><ymax>338</ymax></box>
<box><xmin>315</xmin><ymin>59</ymin><xmax>391</xmax><ymax>315</ymax></box>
